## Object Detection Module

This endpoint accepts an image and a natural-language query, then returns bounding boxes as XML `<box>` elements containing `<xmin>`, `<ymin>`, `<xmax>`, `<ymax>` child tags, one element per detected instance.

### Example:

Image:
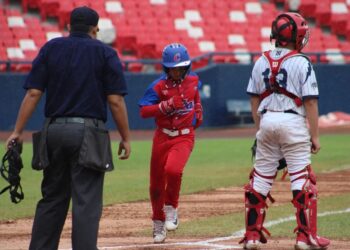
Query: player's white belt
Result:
<box><xmin>162</xmin><ymin>128</ymin><xmax>190</xmax><ymax>137</ymax></box>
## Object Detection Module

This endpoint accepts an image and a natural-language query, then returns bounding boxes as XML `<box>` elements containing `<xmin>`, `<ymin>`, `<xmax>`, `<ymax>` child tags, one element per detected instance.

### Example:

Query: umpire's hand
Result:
<box><xmin>5</xmin><ymin>132</ymin><xmax>22</xmax><ymax>150</ymax></box>
<box><xmin>118</xmin><ymin>140</ymin><xmax>131</xmax><ymax>160</ymax></box>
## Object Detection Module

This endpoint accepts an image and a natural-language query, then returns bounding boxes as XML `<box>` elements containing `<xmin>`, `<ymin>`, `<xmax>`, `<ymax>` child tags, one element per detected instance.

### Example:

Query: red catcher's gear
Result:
<box><xmin>260</xmin><ymin>50</ymin><xmax>307</xmax><ymax>107</ymax></box>
<box><xmin>291</xmin><ymin>166</ymin><xmax>330</xmax><ymax>249</ymax></box>
<box><xmin>239</xmin><ymin>184</ymin><xmax>273</xmax><ymax>246</ymax></box>
<box><xmin>270</xmin><ymin>12</ymin><xmax>309</xmax><ymax>51</ymax></box>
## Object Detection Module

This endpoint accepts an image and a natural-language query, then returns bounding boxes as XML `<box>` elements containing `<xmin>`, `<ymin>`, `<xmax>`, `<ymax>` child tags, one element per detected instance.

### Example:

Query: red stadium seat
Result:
<box><xmin>24</xmin><ymin>50</ymin><xmax>38</xmax><ymax>60</ymax></box>
<box><xmin>40</xmin><ymin>0</ymin><xmax>60</xmax><ymax>21</ymax></box>
<box><xmin>192</xmin><ymin>57</ymin><xmax>209</xmax><ymax>70</ymax></box>
<box><xmin>0</xmin><ymin>0</ymin><xmax>349</xmax><ymax>71</ymax></box>
<box><xmin>12</xmin><ymin>27</ymin><xmax>30</xmax><ymax>39</ymax></box>
<box><xmin>0</xmin><ymin>63</ymin><xmax>7</xmax><ymax>72</ymax></box>
<box><xmin>121</xmin><ymin>55</ymin><xmax>143</xmax><ymax>72</ymax></box>
<box><xmin>296</xmin><ymin>0</ymin><xmax>317</xmax><ymax>18</ymax></box>
<box><xmin>10</xmin><ymin>62</ymin><xmax>32</xmax><ymax>72</ymax></box>
<box><xmin>57</xmin><ymin>2</ymin><xmax>74</xmax><ymax>29</ymax></box>
<box><xmin>339</xmin><ymin>41</ymin><xmax>350</xmax><ymax>64</ymax></box>
<box><xmin>22</xmin><ymin>0</ymin><xmax>41</xmax><ymax>13</ymax></box>
<box><xmin>330</xmin><ymin>14</ymin><xmax>349</xmax><ymax>36</ymax></box>
<box><xmin>0</xmin><ymin>46</ymin><xmax>8</xmax><ymax>61</ymax></box>
<box><xmin>315</xmin><ymin>2</ymin><xmax>332</xmax><ymax>26</ymax></box>
<box><xmin>2</xmin><ymin>38</ymin><xmax>18</xmax><ymax>47</ymax></box>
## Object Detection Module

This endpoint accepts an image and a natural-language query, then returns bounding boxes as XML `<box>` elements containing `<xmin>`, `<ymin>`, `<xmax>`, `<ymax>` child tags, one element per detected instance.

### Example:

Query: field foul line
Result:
<box><xmin>321</xmin><ymin>165</ymin><xmax>350</xmax><ymax>173</ymax></box>
<box><xmin>59</xmin><ymin>208</ymin><xmax>350</xmax><ymax>250</ymax></box>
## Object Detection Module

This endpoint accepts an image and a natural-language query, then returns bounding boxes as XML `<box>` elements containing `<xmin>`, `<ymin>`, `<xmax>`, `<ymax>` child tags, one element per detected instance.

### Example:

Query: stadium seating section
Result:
<box><xmin>1</xmin><ymin>0</ymin><xmax>350</xmax><ymax>72</ymax></box>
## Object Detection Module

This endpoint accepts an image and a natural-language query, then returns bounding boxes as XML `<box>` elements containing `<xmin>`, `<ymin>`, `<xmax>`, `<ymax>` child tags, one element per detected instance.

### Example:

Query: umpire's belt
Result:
<box><xmin>50</xmin><ymin>117</ymin><xmax>104</xmax><ymax>127</ymax></box>
<box><xmin>162</xmin><ymin>128</ymin><xmax>191</xmax><ymax>137</ymax></box>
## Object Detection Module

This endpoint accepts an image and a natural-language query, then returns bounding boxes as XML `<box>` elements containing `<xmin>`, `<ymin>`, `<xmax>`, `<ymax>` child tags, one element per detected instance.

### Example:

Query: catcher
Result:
<box><xmin>138</xmin><ymin>43</ymin><xmax>203</xmax><ymax>243</ymax></box>
<box><xmin>240</xmin><ymin>12</ymin><xmax>330</xmax><ymax>250</ymax></box>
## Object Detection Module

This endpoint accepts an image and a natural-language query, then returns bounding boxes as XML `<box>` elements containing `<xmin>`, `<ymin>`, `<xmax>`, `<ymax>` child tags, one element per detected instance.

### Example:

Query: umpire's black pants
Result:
<box><xmin>29</xmin><ymin>122</ymin><xmax>105</xmax><ymax>250</ymax></box>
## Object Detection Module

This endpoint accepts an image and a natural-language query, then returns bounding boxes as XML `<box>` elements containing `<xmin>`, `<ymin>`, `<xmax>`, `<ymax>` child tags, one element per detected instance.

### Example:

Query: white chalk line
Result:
<box><xmin>59</xmin><ymin>208</ymin><xmax>350</xmax><ymax>250</ymax></box>
<box><xmin>321</xmin><ymin>165</ymin><xmax>350</xmax><ymax>173</ymax></box>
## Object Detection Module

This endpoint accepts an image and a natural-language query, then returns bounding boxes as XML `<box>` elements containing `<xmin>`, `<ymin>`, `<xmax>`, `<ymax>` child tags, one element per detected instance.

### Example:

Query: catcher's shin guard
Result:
<box><xmin>291</xmin><ymin>166</ymin><xmax>330</xmax><ymax>249</ymax></box>
<box><xmin>239</xmin><ymin>183</ymin><xmax>273</xmax><ymax>247</ymax></box>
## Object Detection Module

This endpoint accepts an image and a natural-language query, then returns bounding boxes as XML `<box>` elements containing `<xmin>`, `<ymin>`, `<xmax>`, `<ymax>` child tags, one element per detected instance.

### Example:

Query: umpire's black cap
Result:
<box><xmin>70</xmin><ymin>6</ymin><xmax>99</xmax><ymax>32</ymax></box>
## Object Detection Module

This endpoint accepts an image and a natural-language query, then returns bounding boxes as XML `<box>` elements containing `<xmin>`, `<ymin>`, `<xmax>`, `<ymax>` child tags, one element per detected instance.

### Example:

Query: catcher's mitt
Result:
<box><xmin>0</xmin><ymin>140</ymin><xmax>24</xmax><ymax>203</ymax></box>
<box><xmin>251</xmin><ymin>139</ymin><xmax>287</xmax><ymax>171</ymax></box>
<box><xmin>251</xmin><ymin>139</ymin><xmax>257</xmax><ymax>160</ymax></box>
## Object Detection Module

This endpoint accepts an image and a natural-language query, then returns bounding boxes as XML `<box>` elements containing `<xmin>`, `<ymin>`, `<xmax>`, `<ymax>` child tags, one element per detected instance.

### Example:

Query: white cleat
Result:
<box><xmin>164</xmin><ymin>205</ymin><xmax>179</xmax><ymax>231</ymax></box>
<box><xmin>294</xmin><ymin>232</ymin><xmax>330</xmax><ymax>250</ymax></box>
<box><xmin>153</xmin><ymin>220</ymin><xmax>166</xmax><ymax>243</ymax></box>
<box><xmin>242</xmin><ymin>231</ymin><xmax>262</xmax><ymax>250</ymax></box>
<box><xmin>244</xmin><ymin>240</ymin><xmax>261</xmax><ymax>250</ymax></box>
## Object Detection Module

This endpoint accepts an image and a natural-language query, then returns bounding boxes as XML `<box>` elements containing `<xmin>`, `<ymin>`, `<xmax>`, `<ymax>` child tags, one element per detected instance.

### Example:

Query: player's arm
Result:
<box><xmin>250</xmin><ymin>95</ymin><xmax>261</xmax><ymax>131</ymax></box>
<box><xmin>193</xmin><ymin>85</ymin><xmax>203</xmax><ymax>128</ymax></box>
<box><xmin>140</xmin><ymin>96</ymin><xmax>185</xmax><ymax>118</ymax></box>
<box><xmin>140</xmin><ymin>104</ymin><xmax>164</xmax><ymax>118</ymax></box>
<box><xmin>108</xmin><ymin>94</ymin><xmax>131</xmax><ymax>160</ymax></box>
<box><xmin>6</xmin><ymin>88</ymin><xmax>43</xmax><ymax>148</ymax></box>
<box><xmin>139</xmin><ymin>83</ymin><xmax>167</xmax><ymax>118</ymax></box>
<box><xmin>304</xmin><ymin>97</ymin><xmax>320</xmax><ymax>154</ymax></box>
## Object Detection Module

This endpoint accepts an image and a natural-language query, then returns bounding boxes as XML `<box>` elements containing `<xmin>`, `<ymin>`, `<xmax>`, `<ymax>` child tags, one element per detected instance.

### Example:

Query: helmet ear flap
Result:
<box><xmin>163</xmin><ymin>66</ymin><xmax>170</xmax><ymax>74</ymax></box>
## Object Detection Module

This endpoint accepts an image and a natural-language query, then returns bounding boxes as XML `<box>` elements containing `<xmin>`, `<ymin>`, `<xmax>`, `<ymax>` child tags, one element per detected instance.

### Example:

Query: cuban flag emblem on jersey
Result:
<box><xmin>173</xmin><ymin>53</ymin><xmax>181</xmax><ymax>62</ymax></box>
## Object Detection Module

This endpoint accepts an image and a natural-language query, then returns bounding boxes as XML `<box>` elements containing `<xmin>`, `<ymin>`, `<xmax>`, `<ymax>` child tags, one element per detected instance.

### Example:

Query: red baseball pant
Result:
<box><xmin>150</xmin><ymin>129</ymin><xmax>194</xmax><ymax>221</ymax></box>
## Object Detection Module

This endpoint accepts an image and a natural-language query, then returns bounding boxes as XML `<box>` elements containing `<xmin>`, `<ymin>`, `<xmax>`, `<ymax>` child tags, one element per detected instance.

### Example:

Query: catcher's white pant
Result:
<box><xmin>253</xmin><ymin>112</ymin><xmax>311</xmax><ymax>196</ymax></box>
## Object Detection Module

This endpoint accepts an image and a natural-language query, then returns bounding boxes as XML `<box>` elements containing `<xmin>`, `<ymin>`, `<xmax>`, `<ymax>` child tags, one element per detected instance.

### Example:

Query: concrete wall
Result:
<box><xmin>1</xmin><ymin>64</ymin><xmax>349</xmax><ymax>130</ymax></box>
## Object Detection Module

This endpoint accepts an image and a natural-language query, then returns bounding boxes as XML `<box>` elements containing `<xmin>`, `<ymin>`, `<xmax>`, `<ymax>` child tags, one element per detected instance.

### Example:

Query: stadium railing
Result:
<box><xmin>1</xmin><ymin>51</ymin><xmax>350</xmax><ymax>73</ymax></box>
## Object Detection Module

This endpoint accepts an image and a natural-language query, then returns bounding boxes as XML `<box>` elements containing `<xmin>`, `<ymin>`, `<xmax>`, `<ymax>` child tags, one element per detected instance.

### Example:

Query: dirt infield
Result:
<box><xmin>1</xmin><ymin>126</ymin><xmax>350</xmax><ymax>250</ymax></box>
<box><xmin>1</xmin><ymin>169</ymin><xmax>350</xmax><ymax>250</ymax></box>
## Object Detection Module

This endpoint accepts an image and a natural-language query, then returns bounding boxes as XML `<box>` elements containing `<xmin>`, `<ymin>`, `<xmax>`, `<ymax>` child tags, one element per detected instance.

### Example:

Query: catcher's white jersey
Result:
<box><xmin>247</xmin><ymin>48</ymin><xmax>318</xmax><ymax>116</ymax></box>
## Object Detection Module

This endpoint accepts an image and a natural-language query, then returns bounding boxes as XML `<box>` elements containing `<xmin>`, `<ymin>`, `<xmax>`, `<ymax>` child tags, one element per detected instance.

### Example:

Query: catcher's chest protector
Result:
<box><xmin>260</xmin><ymin>50</ymin><xmax>305</xmax><ymax>107</ymax></box>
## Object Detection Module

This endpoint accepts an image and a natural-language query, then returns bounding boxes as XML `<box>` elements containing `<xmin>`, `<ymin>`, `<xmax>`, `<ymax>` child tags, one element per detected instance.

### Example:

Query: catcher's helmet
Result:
<box><xmin>270</xmin><ymin>12</ymin><xmax>309</xmax><ymax>51</ymax></box>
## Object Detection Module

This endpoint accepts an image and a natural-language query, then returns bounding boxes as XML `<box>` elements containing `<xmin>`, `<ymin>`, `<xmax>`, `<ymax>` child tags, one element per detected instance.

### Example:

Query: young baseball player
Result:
<box><xmin>240</xmin><ymin>12</ymin><xmax>330</xmax><ymax>250</ymax></box>
<box><xmin>138</xmin><ymin>43</ymin><xmax>203</xmax><ymax>243</ymax></box>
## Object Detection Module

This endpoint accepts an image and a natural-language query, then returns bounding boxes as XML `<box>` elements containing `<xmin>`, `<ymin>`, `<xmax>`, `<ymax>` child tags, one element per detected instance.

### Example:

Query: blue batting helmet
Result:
<box><xmin>162</xmin><ymin>43</ymin><xmax>191</xmax><ymax>69</ymax></box>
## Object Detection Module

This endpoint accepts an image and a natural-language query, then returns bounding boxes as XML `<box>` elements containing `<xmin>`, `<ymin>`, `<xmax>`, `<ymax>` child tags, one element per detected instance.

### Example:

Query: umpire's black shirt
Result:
<box><xmin>24</xmin><ymin>32</ymin><xmax>127</xmax><ymax>122</ymax></box>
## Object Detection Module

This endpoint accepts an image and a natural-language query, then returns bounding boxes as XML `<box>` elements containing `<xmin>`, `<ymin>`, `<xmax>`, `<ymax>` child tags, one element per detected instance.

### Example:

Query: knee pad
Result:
<box><xmin>249</xmin><ymin>168</ymin><xmax>277</xmax><ymax>197</ymax></box>
<box><xmin>290</xmin><ymin>164</ymin><xmax>316</xmax><ymax>189</ymax></box>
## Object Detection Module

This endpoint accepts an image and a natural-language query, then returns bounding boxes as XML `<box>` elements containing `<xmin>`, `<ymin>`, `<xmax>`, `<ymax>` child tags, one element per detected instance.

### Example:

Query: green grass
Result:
<box><xmin>0</xmin><ymin>135</ymin><xmax>350</xmax><ymax>239</ymax></box>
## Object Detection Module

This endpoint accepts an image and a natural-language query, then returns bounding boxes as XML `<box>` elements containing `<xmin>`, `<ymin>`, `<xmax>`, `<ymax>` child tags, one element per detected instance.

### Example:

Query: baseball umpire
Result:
<box><xmin>5</xmin><ymin>6</ymin><xmax>131</xmax><ymax>250</ymax></box>
<box><xmin>240</xmin><ymin>12</ymin><xmax>330</xmax><ymax>250</ymax></box>
<box><xmin>138</xmin><ymin>43</ymin><xmax>203</xmax><ymax>243</ymax></box>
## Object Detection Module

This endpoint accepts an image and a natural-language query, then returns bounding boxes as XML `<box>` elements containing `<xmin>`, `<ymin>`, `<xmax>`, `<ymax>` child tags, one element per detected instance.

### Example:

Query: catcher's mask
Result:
<box><xmin>270</xmin><ymin>12</ymin><xmax>309</xmax><ymax>51</ymax></box>
<box><xmin>0</xmin><ymin>140</ymin><xmax>24</xmax><ymax>203</ymax></box>
<box><xmin>162</xmin><ymin>43</ymin><xmax>191</xmax><ymax>84</ymax></box>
